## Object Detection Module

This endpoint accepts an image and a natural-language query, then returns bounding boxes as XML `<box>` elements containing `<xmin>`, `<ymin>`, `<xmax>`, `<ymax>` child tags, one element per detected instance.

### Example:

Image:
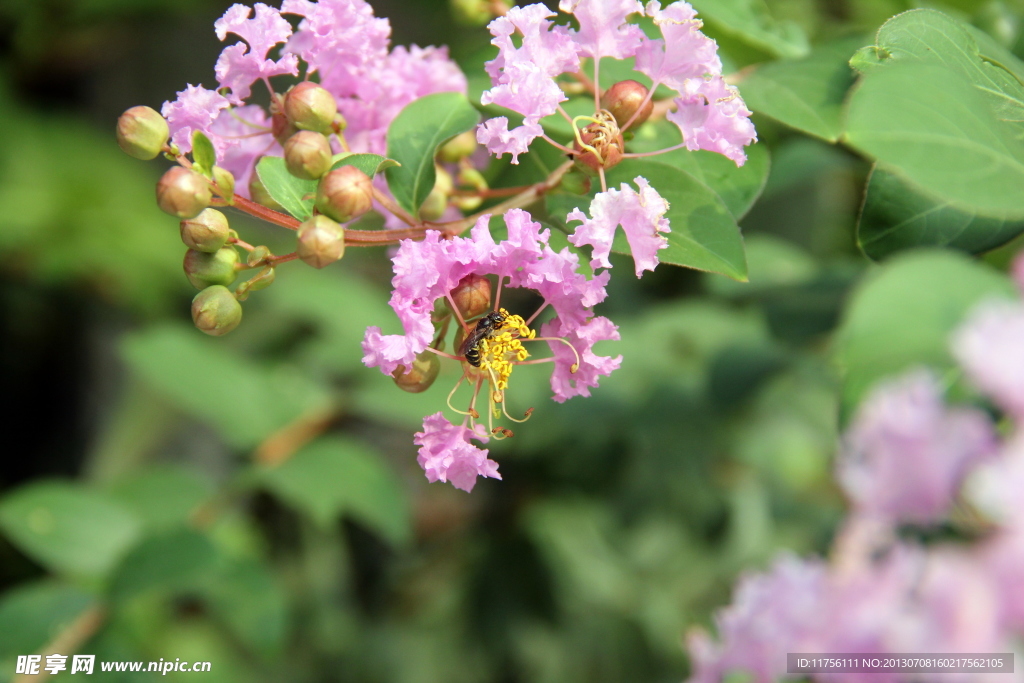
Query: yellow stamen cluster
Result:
<box><xmin>477</xmin><ymin>310</ymin><xmax>535</xmax><ymax>392</ymax></box>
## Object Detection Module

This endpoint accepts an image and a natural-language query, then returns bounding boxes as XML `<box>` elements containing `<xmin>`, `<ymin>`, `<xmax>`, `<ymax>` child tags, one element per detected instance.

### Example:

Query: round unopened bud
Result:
<box><xmin>452</xmin><ymin>166</ymin><xmax>487</xmax><ymax>212</ymax></box>
<box><xmin>315</xmin><ymin>166</ymin><xmax>373</xmax><ymax>223</ymax></box>
<box><xmin>192</xmin><ymin>285</ymin><xmax>242</xmax><ymax>336</ymax></box>
<box><xmin>601</xmin><ymin>80</ymin><xmax>654</xmax><ymax>129</ymax></box>
<box><xmin>438</xmin><ymin>131</ymin><xmax>478</xmax><ymax>163</ymax></box>
<box><xmin>117</xmin><ymin>106</ymin><xmax>169</xmax><ymax>160</ymax></box>
<box><xmin>419</xmin><ymin>167</ymin><xmax>453</xmax><ymax>221</ymax></box>
<box><xmin>180</xmin><ymin>208</ymin><xmax>230</xmax><ymax>252</ymax></box>
<box><xmin>212</xmin><ymin>166</ymin><xmax>235</xmax><ymax>198</ymax></box>
<box><xmin>448</xmin><ymin>274</ymin><xmax>492</xmax><ymax>320</ymax></box>
<box><xmin>157</xmin><ymin>167</ymin><xmax>212</xmax><ymax>218</ymax></box>
<box><xmin>284</xmin><ymin>131</ymin><xmax>332</xmax><ymax>180</ymax></box>
<box><xmin>271</xmin><ymin>111</ymin><xmax>298</xmax><ymax>145</ymax></box>
<box><xmin>573</xmin><ymin>113</ymin><xmax>625</xmax><ymax>175</ymax></box>
<box><xmin>183</xmin><ymin>246</ymin><xmax>239</xmax><ymax>289</ymax></box>
<box><xmin>249</xmin><ymin>167</ymin><xmax>285</xmax><ymax>212</ymax></box>
<box><xmin>297</xmin><ymin>215</ymin><xmax>345</xmax><ymax>268</ymax></box>
<box><xmin>392</xmin><ymin>350</ymin><xmax>441</xmax><ymax>393</ymax></box>
<box><xmin>284</xmin><ymin>81</ymin><xmax>338</xmax><ymax>133</ymax></box>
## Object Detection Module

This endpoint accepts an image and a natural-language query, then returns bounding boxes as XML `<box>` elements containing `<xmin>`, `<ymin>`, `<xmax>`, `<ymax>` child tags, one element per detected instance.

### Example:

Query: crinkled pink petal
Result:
<box><xmin>567</xmin><ymin>176</ymin><xmax>671</xmax><ymax>277</ymax></box>
<box><xmin>476</xmin><ymin>117</ymin><xmax>543</xmax><ymax>164</ymax></box>
<box><xmin>209</xmin><ymin>104</ymin><xmax>280</xmax><ymax>199</ymax></box>
<box><xmin>836</xmin><ymin>369</ymin><xmax>996</xmax><ymax>525</ymax></box>
<box><xmin>542</xmin><ymin>315</ymin><xmax>621</xmax><ymax>401</ymax></box>
<box><xmin>213</xmin><ymin>3</ymin><xmax>298</xmax><ymax>104</ymax></box>
<box><xmin>634</xmin><ymin>1</ymin><xmax>722</xmax><ymax>91</ymax></box>
<box><xmin>485</xmin><ymin>208</ymin><xmax>549</xmax><ymax>278</ymax></box>
<box><xmin>520</xmin><ymin>244</ymin><xmax>610</xmax><ymax>325</ymax></box>
<box><xmin>666</xmin><ymin>76</ymin><xmax>757</xmax><ymax>166</ymax></box>
<box><xmin>952</xmin><ymin>297</ymin><xmax>1024</xmax><ymax>421</ymax></box>
<box><xmin>161</xmin><ymin>84</ymin><xmax>232</xmax><ymax>155</ymax></box>
<box><xmin>414</xmin><ymin>413</ymin><xmax>499</xmax><ymax>492</ymax></box>
<box><xmin>481</xmin><ymin>60</ymin><xmax>569</xmax><ymax>121</ymax></box>
<box><xmin>360</xmin><ymin>320</ymin><xmax>433</xmax><ymax>377</ymax></box>
<box><xmin>558</xmin><ymin>0</ymin><xmax>644</xmax><ymax>60</ymax></box>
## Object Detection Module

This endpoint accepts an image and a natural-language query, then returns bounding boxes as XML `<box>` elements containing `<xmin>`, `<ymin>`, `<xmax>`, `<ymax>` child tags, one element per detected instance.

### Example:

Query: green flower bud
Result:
<box><xmin>183</xmin><ymin>246</ymin><xmax>239</xmax><ymax>289</ymax></box>
<box><xmin>315</xmin><ymin>166</ymin><xmax>373</xmax><ymax>223</ymax></box>
<box><xmin>297</xmin><ymin>215</ymin><xmax>345</xmax><ymax>268</ymax></box>
<box><xmin>249</xmin><ymin>166</ymin><xmax>286</xmax><ymax>212</ymax></box>
<box><xmin>234</xmin><ymin>266</ymin><xmax>275</xmax><ymax>301</ymax></box>
<box><xmin>600</xmin><ymin>80</ymin><xmax>654</xmax><ymax>130</ymax></box>
<box><xmin>392</xmin><ymin>350</ymin><xmax>441</xmax><ymax>393</ymax></box>
<box><xmin>116</xmin><ymin>106</ymin><xmax>169</xmax><ymax>160</ymax></box>
<box><xmin>419</xmin><ymin>166</ymin><xmax>452</xmax><ymax>221</ymax></box>
<box><xmin>332</xmin><ymin>112</ymin><xmax>348</xmax><ymax>133</ymax></box>
<box><xmin>212</xmin><ymin>166</ymin><xmax>236</xmax><ymax>199</ymax></box>
<box><xmin>180</xmin><ymin>208</ymin><xmax>230</xmax><ymax>253</ymax></box>
<box><xmin>191</xmin><ymin>285</ymin><xmax>242</xmax><ymax>336</ymax></box>
<box><xmin>437</xmin><ymin>131</ymin><xmax>478</xmax><ymax>163</ymax></box>
<box><xmin>284</xmin><ymin>131</ymin><xmax>332</xmax><ymax>180</ymax></box>
<box><xmin>156</xmin><ymin>167</ymin><xmax>212</xmax><ymax>219</ymax></box>
<box><xmin>452</xmin><ymin>166</ymin><xmax>487</xmax><ymax>212</ymax></box>
<box><xmin>284</xmin><ymin>81</ymin><xmax>338</xmax><ymax>133</ymax></box>
<box><xmin>448</xmin><ymin>273</ymin><xmax>492</xmax><ymax>321</ymax></box>
<box><xmin>247</xmin><ymin>245</ymin><xmax>271</xmax><ymax>267</ymax></box>
<box><xmin>559</xmin><ymin>168</ymin><xmax>592</xmax><ymax>195</ymax></box>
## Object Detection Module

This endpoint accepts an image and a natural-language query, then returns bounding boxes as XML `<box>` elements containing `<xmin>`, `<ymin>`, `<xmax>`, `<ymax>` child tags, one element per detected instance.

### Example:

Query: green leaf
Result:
<box><xmin>741</xmin><ymin>36</ymin><xmax>864</xmax><ymax>142</ymax></box>
<box><xmin>858</xmin><ymin>166</ymin><xmax>1024</xmax><ymax>259</ymax></box>
<box><xmin>255</xmin><ymin>156</ymin><xmax>317</xmax><ymax>221</ymax></box>
<box><xmin>626</xmin><ymin>121</ymin><xmax>769</xmax><ymax>219</ymax></box>
<box><xmin>121</xmin><ymin>324</ymin><xmax>332</xmax><ymax>449</ymax></box>
<box><xmin>329</xmin><ymin>152</ymin><xmax>399</xmax><ymax>177</ymax></box>
<box><xmin>109</xmin><ymin>528</ymin><xmax>218</xmax><ymax>601</ymax></box>
<box><xmin>191</xmin><ymin>131</ymin><xmax>217</xmax><ymax>177</ymax></box>
<box><xmin>0</xmin><ymin>482</ymin><xmax>141</xmax><ymax>577</ymax></box>
<box><xmin>849</xmin><ymin>9</ymin><xmax>1024</xmax><ymax>123</ymax></box>
<box><xmin>844</xmin><ymin>62</ymin><xmax>1024</xmax><ymax>219</ymax></box>
<box><xmin>689</xmin><ymin>0</ymin><xmax>809</xmax><ymax>59</ymax></box>
<box><xmin>834</xmin><ymin>249</ymin><xmax>1015</xmax><ymax>417</ymax></box>
<box><xmin>604</xmin><ymin>159</ymin><xmax>748</xmax><ymax>280</ymax></box>
<box><xmin>107</xmin><ymin>465</ymin><xmax>213</xmax><ymax>532</ymax></box>
<box><xmin>384</xmin><ymin>92</ymin><xmax>480</xmax><ymax>215</ymax></box>
<box><xmin>254</xmin><ymin>437</ymin><xmax>411</xmax><ymax>546</ymax></box>
<box><xmin>200</xmin><ymin>558</ymin><xmax>287</xmax><ymax>656</ymax></box>
<box><xmin>0</xmin><ymin>581</ymin><xmax>94</xmax><ymax>660</ymax></box>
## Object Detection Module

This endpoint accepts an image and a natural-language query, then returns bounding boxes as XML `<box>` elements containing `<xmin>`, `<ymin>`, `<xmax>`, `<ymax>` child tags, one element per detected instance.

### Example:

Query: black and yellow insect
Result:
<box><xmin>459</xmin><ymin>311</ymin><xmax>508</xmax><ymax>367</ymax></box>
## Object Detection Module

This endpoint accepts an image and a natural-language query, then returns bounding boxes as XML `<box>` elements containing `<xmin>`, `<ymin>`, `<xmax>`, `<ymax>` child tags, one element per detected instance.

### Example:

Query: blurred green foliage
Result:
<box><xmin>2</xmin><ymin>0</ymin><xmax>1024</xmax><ymax>682</ymax></box>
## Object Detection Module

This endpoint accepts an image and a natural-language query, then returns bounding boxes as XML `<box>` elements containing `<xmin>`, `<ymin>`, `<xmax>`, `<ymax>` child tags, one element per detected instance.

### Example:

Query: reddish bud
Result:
<box><xmin>601</xmin><ymin>80</ymin><xmax>654</xmax><ymax>129</ymax></box>
<box><xmin>297</xmin><ymin>215</ymin><xmax>345</xmax><ymax>268</ymax></box>
<box><xmin>448</xmin><ymin>274</ymin><xmax>492</xmax><ymax>321</ymax></box>
<box><xmin>117</xmin><ymin>106</ymin><xmax>169</xmax><ymax>160</ymax></box>
<box><xmin>573</xmin><ymin>112</ymin><xmax>624</xmax><ymax>175</ymax></box>
<box><xmin>392</xmin><ymin>350</ymin><xmax>441</xmax><ymax>393</ymax></box>
<box><xmin>284</xmin><ymin>131</ymin><xmax>332</xmax><ymax>180</ymax></box>
<box><xmin>183</xmin><ymin>246</ymin><xmax>239</xmax><ymax>289</ymax></box>
<box><xmin>271</xmin><ymin>111</ymin><xmax>298</xmax><ymax>145</ymax></box>
<box><xmin>156</xmin><ymin>167</ymin><xmax>212</xmax><ymax>218</ymax></box>
<box><xmin>180</xmin><ymin>208</ymin><xmax>230</xmax><ymax>253</ymax></box>
<box><xmin>192</xmin><ymin>285</ymin><xmax>242</xmax><ymax>336</ymax></box>
<box><xmin>284</xmin><ymin>81</ymin><xmax>338</xmax><ymax>134</ymax></box>
<box><xmin>315</xmin><ymin>166</ymin><xmax>373</xmax><ymax>223</ymax></box>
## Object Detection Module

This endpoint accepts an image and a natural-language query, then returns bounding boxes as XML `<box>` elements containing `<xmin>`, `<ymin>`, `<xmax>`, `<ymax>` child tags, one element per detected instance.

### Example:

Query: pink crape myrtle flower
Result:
<box><xmin>214</xmin><ymin>3</ymin><xmax>299</xmax><ymax>105</ymax></box>
<box><xmin>952</xmin><ymin>296</ymin><xmax>1024</xmax><ymax>422</ymax></box>
<box><xmin>161</xmin><ymin>84</ymin><xmax>231</xmax><ymax>155</ymax></box>
<box><xmin>836</xmin><ymin>370</ymin><xmax>996</xmax><ymax>526</ymax></box>
<box><xmin>414</xmin><ymin>414</ymin><xmax>499</xmax><ymax>492</ymax></box>
<box><xmin>362</xmin><ymin>209</ymin><xmax>621</xmax><ymax>491</ymax></box>
<box><xmin>566</xmin><ymin>176</ymin><xmax>671</xmax><ymax>277</ymax></box>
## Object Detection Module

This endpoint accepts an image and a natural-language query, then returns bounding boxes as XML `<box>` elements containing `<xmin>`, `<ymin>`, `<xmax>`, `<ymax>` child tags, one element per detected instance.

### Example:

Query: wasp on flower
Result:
<box><xmin>362</xmin><ymin>209</ymin><xmax>621</xmax><ymax>491</ymax></box>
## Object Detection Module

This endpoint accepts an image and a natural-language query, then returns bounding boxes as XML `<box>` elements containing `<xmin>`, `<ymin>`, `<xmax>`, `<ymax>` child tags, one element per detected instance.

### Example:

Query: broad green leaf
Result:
<box><xmin>858</xmin><ymin>166</ymin><xmax>1024</xmax><ymax>259</ymax></box>
<box><xmin>627</xmin><ymin>120</ymin><xmax>769</xmax><ymax>219</ymax></box>
<box><xmin>605</xmin><ymin>160</ymin><xmax>748</xmax><ymax>280</ymax></box>
<box><xmin>689</xmin><ymin>0</ymin><xmax>809</xmax><ymax>59</ymax></box>
<box><xmin>191</xmin><ymin>131</ymin><xmax>217</xmax><ymax>177</ymax></box>
<box><xmin>849</xmin><ymin>9</ymin><xmax>1024</xmax><ymax>123</ymax></box>
<box><xmin>741</xmin><ymin>36</ymin><xmax>864</xmax><ymax>141</ymax></box>
<box><xmin>329</xmin><ymin>152</ymin><xmax>398</xmax><ymax>177</ymax></box>
<box><xmin>834</xmin><ymin>249</ymin><xmax>1015</xmax><ymax>417</ymax></box>
<box><xmin>200</xmin><ymin>558</ymin><xmax>287</xmax><ymax>655</ymax></box>
<box><xmin>384</xmin><ymin>92</ymin><xmax>480</xmax><ymax>215</ymax></box>
<box><xmin>122</xmin><ymin>324</ymin><xmax>332</xmax><ymax>449</ymax></box>
<box><xmin>0</xmin><ymin>482</ymin><xmax>141</xmax><ymax>577</ymax></box>
<box><xmin>844</xmin><ymin>62</ymin><xmax>1024</xmax><ymax>219</ymax></box>
<box><xmin>0</xmin><ymin>581</ymin><xmax>94</xmax><ymax>659</ymax></box>
<box><xmin>107</xmin><ymin>465</ymin><xmax>213</xmax><ymax>532</ymax></box>
<box><xmin>255</xmin><ymin>156</ymin><xmax>316</xmax><ymax>221</ymax></box>
<box><xmin>254</xmin><ymin>437</ymin><xmax>410</xmax><ymax>546</ymax></box>
<box><xmin>705</xmin><ymin>234</ymin><xmax>818</xmax><ymax>298</ymax></box>
<box><xmin>109</xmin><ymin>528</ymin><xmax>218</xmax><ymax>601</ymax></box>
